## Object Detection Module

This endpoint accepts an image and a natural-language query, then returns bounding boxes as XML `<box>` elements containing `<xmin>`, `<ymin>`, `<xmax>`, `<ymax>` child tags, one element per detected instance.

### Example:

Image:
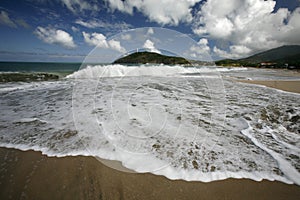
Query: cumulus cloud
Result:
<box><xmin>143</xmin><ymin>39</ymin><xmax>161</xmax><ymax>54</ymax></box>
<box><xmin>34</xmin><ymin>26</ymin><xmax>76</xmax><ymax>49</ymax></box>
<box><xmin>105</xmin><ymin>0</ymin><xmax>201</xmax><ymax>25</ymax></box>
<box><xmin>0</xmin><ymin>11</ymin><xmax>17</xmax><ymax>28</ymax></box>
<box><xmin>108</xmin><ymin>39</ymin><xmax>126</xmax><ymax>53</ymax></box>
<box><xmin>82</xmin><ymin>31</ymin><xmax>126</xmax><ymax>53</ymax></box>
<box><xmin>193</xmin><ymin>0</ymin><xmax>300</xmax><ymax>58</ymax></box>
<box><xmin>213</xmin><ymin>47</ymin><xmax>231</xmax><ymax>59</ymax></box>
<box><xmin>61</xmin><ymin>0</ymin><xmax>98</xmax><ymax>14</ymax></box>
<box><xmin>213</xmin><ymin>45</ymin><xmax>251</xmax><ymax>59</ymax></box>
<box><xmin>82</xmin><ymin>32</ymin><xmax>108</xmax><ymax>47</ymax></box>
<box><xmin>189</xmin><ymin>38</ymin><xmax>211</xmax><ymax>59</ymax></box>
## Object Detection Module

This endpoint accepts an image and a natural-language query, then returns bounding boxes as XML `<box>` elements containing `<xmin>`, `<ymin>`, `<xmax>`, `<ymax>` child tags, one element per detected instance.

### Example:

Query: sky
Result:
<box><xmin>0</xmin><ymin>0</ymin><xmax>299</xmax><ymax>62</ymax></box>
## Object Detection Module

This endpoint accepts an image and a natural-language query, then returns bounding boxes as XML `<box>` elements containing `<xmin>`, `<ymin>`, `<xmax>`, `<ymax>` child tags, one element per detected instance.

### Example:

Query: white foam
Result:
<box><xmin>14</xmin><ymin>118</ymin><xmax>48</xmax><ymax>124</ymax></box>
<box><xmin>0</xmin><ymin>66</ymin><xmax>299</xmax><ymax>185</ymax></box>
<box><xmin>66</xmin><ymin>64</ymin><xmax>246</xmax><ymax>79</ymax></box>
<box><xmin>241</xmin><ymin>120</ymin><xmax>300</xmax><ymax>185</ymax></box>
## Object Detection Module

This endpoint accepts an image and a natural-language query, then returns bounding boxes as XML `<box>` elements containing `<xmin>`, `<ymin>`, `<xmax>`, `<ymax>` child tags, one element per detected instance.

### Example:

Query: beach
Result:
<box><xmin>239</xmin><ymin>79</ymin><xmax>300</xmax><ymax>94</ymax></box>
<box><xmin>1</xmin><ymin>0</ymin><xmax>300</xmax><ymax>198</ymax></box>
<box><xmin>1</xmin><ymin>147</ymin><xmax>300</xmax><ymax>200</ymax></box>
<box><xmin>0</xmin><ymin>65</ymin><xmax>300</xmax><ymax>199</ymax></box>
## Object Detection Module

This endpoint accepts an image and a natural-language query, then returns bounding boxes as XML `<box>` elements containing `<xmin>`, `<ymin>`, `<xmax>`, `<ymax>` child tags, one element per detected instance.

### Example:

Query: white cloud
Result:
<box><xmin>0</xmin><ymin>11</ymin><xmax>17</xmax><ymax>28</ymax></box>
<box><xmin>147</xmin><ymin>27</ymin><xmax>154</xmax><ymax>35</ymax></box>
<box><xmin>82</xmin><ymin>31</ymin><xmax>126</xmax><ymax>53</ymax></box>
<box><xmin>143</xmin><ymin>39</ymin><xmax>161</xmax><ymax>54</ymax></box>
<box><xmin>121</xmin><ymin>34</ymin><xmax>131</xmax><ymax>40</ymax></box>
<box><xmin>193</xmin><ymin>0</ymin><xmax>300</xmax><ymax>58</ymax></box>
<box><xmin>213</xmin><ymin>46</ymin><xmax>231</xmax><ymax>58</ymax></box>
<box><xmin>61</xmin><ymin>0</ymin><xmax>98</xmax><ymax>14</ymax></box>
<box><xmin>230</xmin><ymin>45</ymin><xmax>251</xmax><ymax>56</ymax></box>
<box><xmin>108</xmin><ymin>39</ymin><xmax>126</xmax><ymax>53</ymax></box>
<box><xmin>34</xmin><ymin>26</ymin><xmax>76</xmax><ymax>49</ymax></box>
<box><xmin>71</xmin><ymin>26</ymin><xmax>79</xmax><ymax>32</ymax></box>
<box><xmin>213</xmin><ymin>45</ymin><xmax>251</xmax><ymax>59</ymax></box>
<box><xmin>0</xmin><ymin>11</ymin><xmax>30</xmax><ymax>29</ymax></box>
<box><xmin>82</xmin><ymin>32</ymin><xmax>108</xmax><ymax>47</ymax></box>
<box><xmin>75</xmin><ymin>19</ymin><xmax>100</xmax><ymax>28</ymax></box>
<box><xmin>75</xmin><ymin>19</ymin><xmax>132</xmax><ymax>31</ymax></box>
<box><xmin>105</xmin><ymin>0</ymin><xmax>201</xmax><ymax>25</ymax></box>
<box><xmin>188</xmin><ymin>38</ymin><xmax>211</xmax><ymax>59</ymax></box>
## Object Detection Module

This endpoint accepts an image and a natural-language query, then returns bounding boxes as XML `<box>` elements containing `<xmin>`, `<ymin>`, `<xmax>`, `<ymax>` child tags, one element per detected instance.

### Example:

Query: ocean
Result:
<box><xmin>0</xmin><ymin>62</ymin><xmax>81</xmax><ymax>74</ymax></box>
<box><xmin>0</xmin><ymin>62</ymin><xmax>299</xmax><ymax>185</ymax></box>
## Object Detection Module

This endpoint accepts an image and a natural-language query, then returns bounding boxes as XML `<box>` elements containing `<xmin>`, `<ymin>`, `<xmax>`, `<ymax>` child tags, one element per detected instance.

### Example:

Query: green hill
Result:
<box><xmin>113</xmin><ymin>52</ymin><xmax>190</xmax><ymax>65</ymax></box>
<box><xmin>216</xmin><ymin>45</ymin><xmax>300</xmax><ymax>68</ymax></box>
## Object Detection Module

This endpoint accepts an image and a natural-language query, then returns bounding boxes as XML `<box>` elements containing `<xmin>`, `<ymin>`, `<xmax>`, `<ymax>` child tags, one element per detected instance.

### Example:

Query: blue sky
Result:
<box><xmin>0</xmin><ymin>0</ymin><xmax>299</xmax><ymax>62</ymax></box>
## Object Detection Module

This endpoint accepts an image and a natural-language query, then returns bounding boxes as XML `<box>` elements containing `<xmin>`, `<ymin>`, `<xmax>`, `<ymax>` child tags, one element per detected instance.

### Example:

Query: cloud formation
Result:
<box><xmin>34</xmin><ymin>26</ymin><xmax>76</xmax><ymax>49</ymax></box>
<box><xmin>0</xmin><ymin>10</ymin><xmax>29</xmax><ymax>28</ymax></box>
<box><xmin>0</xmin><ymin>11</ymin><xmax>17</xmax><ymax>28</ymax></box>
<box><xmin>82</xmin><ymin>31</ymin><xmax>126</xmax><ymax>53</ymax></box>
<box><xmin>143</xmin><ymin>39</ymin><xmax>161</xmax><ymax>54</ymax></box>
<box><xmin>189</xmin><ymin>38</ymin><xmax>210</xmax><ymax>58</ymax></box>
<box><xmin>121</xmin><ymin>34</ymin><xmax>131</xmax><ymax>40</ymax></box>
<box><xmin>193</xmin><ymin>0</ymin><xmax>300</xmax><ymax>58</ymax></box>
<box><xmin>61</xmin><ymin>0</ymin><xmax>98</xmax><ymax>14</ymax></box>
<box><xmin>105</xmin><ymin>0</ymin><xmax>200</xmax><ymax>25</ymax></box>
<box><xmin>147</xmin><ymin>27</ymin><xmax>154</xmax><ymax>35</ymax></box>
<box><xmin>15</xmin><ymin>19</ymin><xmax>30</xmax><ymax>28</ymax></box>
<box><xmin>82</xmin><ymin>32</ymin><xmax>108</xmax><ymax>47</ymax></box>
<box><xmin>75</xmin><ymin>19</ymin><xmax>132</xmax><ymax>31</ymax></box>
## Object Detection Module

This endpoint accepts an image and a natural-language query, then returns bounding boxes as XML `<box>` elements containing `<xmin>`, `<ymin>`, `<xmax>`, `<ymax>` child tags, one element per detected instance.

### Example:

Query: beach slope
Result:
<box><xmin>0</xmin><ymin>147</ymin><xmax>299</xmax><ymax>200</ymax></box>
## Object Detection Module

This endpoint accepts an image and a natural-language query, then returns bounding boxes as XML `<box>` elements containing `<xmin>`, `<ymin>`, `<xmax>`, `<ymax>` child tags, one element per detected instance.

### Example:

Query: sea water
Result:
<box><xmin>0</xmin><ymin>63</ymin><xmax>299</xmax><ymax>185</ymax></box>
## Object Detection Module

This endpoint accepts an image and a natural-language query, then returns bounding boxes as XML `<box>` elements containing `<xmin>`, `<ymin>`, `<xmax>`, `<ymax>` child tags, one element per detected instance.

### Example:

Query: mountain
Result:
<box><xmin>215</xmin><ymin>45</ymin><xmax>300</xmax><ymax>68</ymax></box>
<box><xmin>113</xmin><ymin>52</ymin><xmax>190</xmax><ymax>65</ymax></box>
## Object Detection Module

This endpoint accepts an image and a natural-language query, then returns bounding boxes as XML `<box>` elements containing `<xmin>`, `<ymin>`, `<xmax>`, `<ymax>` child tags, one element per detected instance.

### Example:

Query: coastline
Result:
<box><xmin>238</xmin><ymin>80</ymin><xmax>300</xmax><ymax>94</ymax></box>
<box><xmin>0</xmin><ymin>147</ymin><xmax>299</xmax><ymax>200</ymax></box>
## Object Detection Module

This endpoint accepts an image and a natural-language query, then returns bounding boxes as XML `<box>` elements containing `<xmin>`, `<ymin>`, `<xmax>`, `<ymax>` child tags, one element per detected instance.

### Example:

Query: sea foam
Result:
<box><xmin>66</xmin><ymin>64</ymin><xmax>246</xmax><ymax>79</ymax></box>
<box><xmin>0</xmin><ymin>64</ymin><xmax>299</xmax><ymax>185</ymax></box>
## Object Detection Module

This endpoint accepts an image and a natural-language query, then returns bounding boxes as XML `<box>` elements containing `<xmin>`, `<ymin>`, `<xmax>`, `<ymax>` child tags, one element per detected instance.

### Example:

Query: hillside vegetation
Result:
<box><xmin>113</xmin><ymin>52</ymin><xmax>190</xmax><ymax>65</ymax></box>
<box><xmin>215</xmin><ymin>45</ymin><xmax>300</xmax><ymax>69</ymax></box>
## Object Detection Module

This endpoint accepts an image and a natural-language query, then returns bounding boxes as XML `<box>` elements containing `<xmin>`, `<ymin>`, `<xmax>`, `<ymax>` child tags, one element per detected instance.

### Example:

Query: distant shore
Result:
<box><xmin>0</xmin><ymin>147</ymin><xmax>299</xmax><ymax>200</ymax></box>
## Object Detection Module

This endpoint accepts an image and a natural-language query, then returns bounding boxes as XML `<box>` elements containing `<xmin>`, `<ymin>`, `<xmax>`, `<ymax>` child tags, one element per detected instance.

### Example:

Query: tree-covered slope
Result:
<box><xmin>113</xmin><ymin>52</ymin><xmax>190</xmax><ymax>65</ymax></box>
<box><xmin>216</xmin><ymin>45</ymin><xmax>300</xmax><ymax>68</ymax></box>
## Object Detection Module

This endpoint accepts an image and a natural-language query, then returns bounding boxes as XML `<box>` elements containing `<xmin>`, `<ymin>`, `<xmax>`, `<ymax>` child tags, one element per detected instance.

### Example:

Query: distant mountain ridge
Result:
<box><xmin>113</xmin><ymin>52</ymin><xmax>190</xmax><ymax>65</ymax></box>
<box><xmin>216</xmin><ymin>45</ymin><xmax>300</xmax><ymax>68</ymax></box>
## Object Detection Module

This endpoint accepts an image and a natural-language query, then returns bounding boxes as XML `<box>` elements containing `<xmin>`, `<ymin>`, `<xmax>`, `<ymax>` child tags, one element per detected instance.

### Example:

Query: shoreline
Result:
<box><xmin>0</xmin><ymin>147</ymin><xmax>299</xmax><ymax>200</ymax></box>
<box><xmin>238</xmin><ymin>79</ymin><xmax>300</xmax><ymax>94</ymax></box>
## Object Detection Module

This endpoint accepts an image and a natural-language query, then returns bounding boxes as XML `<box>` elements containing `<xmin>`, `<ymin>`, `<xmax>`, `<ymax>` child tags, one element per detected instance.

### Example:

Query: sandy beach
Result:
<box><xmin>1</xmin><ymin>75</ymin><xmax>300</xmax><ymax>200</ymax></box>
<box><xmin>0</xmin><ymin>147</ymin><xmax>299</xmax><ymax>200</ymax></box>
<box><xmin>238</xmin><ymin>79</ymin><xmax>300</xmax><ymax>94</ymax></box>
<box><xmin>1</xmin><ymin>0</ymin><xmax>300</xmax><ymax>199</ymax></box>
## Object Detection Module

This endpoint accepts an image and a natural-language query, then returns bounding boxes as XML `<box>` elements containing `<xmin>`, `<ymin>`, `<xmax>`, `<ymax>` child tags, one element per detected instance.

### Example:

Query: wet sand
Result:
<box><xmin>0</xmin><ymin>147</ymin><xmax>299</xmax><ymax>200</ymax></box>
<box><xmin>239</xmin><ymin>80</ymin><xmax>300</xmax><ymax>94</ymax></box>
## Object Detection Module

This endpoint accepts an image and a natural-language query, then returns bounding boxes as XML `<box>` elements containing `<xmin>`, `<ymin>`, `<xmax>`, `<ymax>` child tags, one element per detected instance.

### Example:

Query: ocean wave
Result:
<box><xmin>1</xmin><ymin>66</ymin><xmax>299</xmax><ymax>185</ymax></box>
<box><xmin>66</xmin><ymin>64</ymin><xmax>247</xmax><ymax>79</ymax></box>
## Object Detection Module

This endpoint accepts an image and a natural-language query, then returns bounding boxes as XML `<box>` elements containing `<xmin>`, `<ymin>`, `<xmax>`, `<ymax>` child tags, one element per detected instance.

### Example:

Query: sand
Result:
<box><xmin>0</xmin><ymin>147</ymin><xmax>299</xmax><ymax>200</ymax></box>
<box><xmin>238</xmin><ymin>80</ymin><xmax>300</xmax><ymax>94</ymax></box>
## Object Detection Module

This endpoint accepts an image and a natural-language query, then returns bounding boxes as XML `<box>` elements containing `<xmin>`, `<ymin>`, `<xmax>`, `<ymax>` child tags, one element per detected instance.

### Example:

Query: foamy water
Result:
<box><xmin>0</xmin><ymin>64</ymin><xmax>299</xmax><ymax>185</ymax></box>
